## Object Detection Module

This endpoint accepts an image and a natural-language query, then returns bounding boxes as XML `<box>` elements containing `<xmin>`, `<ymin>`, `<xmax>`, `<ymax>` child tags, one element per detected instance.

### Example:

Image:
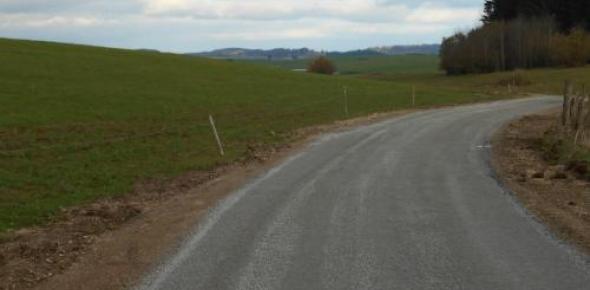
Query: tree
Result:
<box><xmin>307</xmin><ymin>57</ymin><xmax>336</xmax><ymax>75</ymax></box>
<box><xmin>483</xmin><ymin>0</ymin><xmax>590</xmax><ymax>32</ymax></box>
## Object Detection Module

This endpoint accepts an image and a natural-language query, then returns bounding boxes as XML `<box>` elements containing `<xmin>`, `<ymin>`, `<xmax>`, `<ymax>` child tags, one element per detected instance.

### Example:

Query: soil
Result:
<box><xmin>492</xmin><ymin>110</ymin><xmax>590</xmax><ymax>254</ymax></box>
<box><xmin>0</xmin><ymin>109</ymin><xmax>416</xmax><ymax>290</ymax></box>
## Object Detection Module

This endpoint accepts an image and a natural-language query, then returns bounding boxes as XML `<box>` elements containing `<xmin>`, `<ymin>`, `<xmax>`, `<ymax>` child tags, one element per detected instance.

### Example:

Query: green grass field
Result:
<box><xmin>246</xmin><ymin>54</ymin><xmax>590</xmax><ymax>96</ymax></box>
<box><xmin>1</xmin><ymin>38</ymin><xmax>589</xmax><ymax>232</ymax></box>
<box><xmin>242</xmin><ymin>54</ymin><xmax>440</xmax><ymax>75</ymax></box>
<box><xmin>373</xmin><ymin>66</ymin><xmax>590</xmax><ymax>95</ymax></box>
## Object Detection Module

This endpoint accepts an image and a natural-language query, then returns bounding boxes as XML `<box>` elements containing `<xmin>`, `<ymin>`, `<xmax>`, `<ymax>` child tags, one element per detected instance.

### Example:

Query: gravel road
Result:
<box><xmin>140</xmin><ymin>96</ymin><xmax>590</xmax><ymax>290</ymax></box>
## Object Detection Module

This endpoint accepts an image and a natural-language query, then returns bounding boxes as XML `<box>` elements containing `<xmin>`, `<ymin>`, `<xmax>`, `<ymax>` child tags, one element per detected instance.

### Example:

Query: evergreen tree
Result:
<box><xmin>482</xmin><ymin>0</ymin><xmax>589</xmax><ymax>32</ymax></box>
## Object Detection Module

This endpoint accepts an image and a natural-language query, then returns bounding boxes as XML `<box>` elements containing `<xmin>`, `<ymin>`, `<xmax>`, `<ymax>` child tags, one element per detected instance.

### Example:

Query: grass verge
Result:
<box><xmin>493</xmin><ymin>112</ymin><xmax>590</xmax><ymax>254</ymax></box>
<box><xmin>540</xmin><ymin>129</ymin><xmax>590</xmax><ymax>180</ymax></box>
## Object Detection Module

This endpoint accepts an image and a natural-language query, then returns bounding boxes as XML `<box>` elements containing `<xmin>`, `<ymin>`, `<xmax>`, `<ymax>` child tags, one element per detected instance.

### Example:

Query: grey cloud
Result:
<box><xmin>0</xmin><ymin>0</ymin><xmax>142</xmax><ymax>14</ymax></box>
<box><xmin>0</xmin><ymin>0</ymin><xmax>483</xmax><ymax>52</ymax></box>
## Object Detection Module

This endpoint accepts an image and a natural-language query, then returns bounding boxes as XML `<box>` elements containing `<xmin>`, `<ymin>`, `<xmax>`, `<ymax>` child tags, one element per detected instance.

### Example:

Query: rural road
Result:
<box><xmin>140</xmin><ymin>96</ymin><xmax>590</xmax><ymax>290</ymax></box>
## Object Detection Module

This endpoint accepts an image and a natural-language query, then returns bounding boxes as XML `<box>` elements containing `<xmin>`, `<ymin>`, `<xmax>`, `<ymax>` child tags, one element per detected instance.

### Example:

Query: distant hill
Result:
<box><xmin>368</xmin><ymin>44</ymin><xmax>440</xmax><ymax>56</ymax></box>
<box><xmin>189</xmin><ymin>48</ymin><xmax>320</xmax><ymax>60</ymax></box>
<box><xmin>136</xmin><ymin>48</ymin><xmax>161</xmax><ymax>53</ymax></box>
<box><xmin>191</xmin><ymin>44</ymin><xmax>440</xmax><ymax>60</ymax></box>
<box><xmin>326</xmin><ymin>49</ymin><xmax>386</xmax><ymax>57</ymax></box>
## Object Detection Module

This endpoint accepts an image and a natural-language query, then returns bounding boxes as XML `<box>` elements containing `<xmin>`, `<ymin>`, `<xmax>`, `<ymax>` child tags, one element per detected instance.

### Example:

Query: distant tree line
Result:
<box><xmin>440</xmin><ymin>0</ymin><xmax>590</xmax><ymax>75</ymax></box>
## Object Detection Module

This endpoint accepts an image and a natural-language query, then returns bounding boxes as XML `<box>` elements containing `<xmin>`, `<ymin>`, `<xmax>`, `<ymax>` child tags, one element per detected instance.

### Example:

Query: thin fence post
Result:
<box><xmin>412</xmin><ymin>85</ymin><xmax>416</xmax><ymax>107</ymax></box>
<box><xmin>209</xmin><ymin>114</ymin><xmax>224</xmax><ymax>156</ymax></box>
<box><xmin>563</xmin><ymin>80</ymin><xmax>572</xmax><ymax>127</ymax></box>
<box><xmin>512</xmin><ymin>70</ymin><xmax>517</xmax><ymax>88</ymax></box>
<box><xmin>343</xmin><ymin>86</ymin><xmax>349</xmax><ymax>117</ymax></box>
<box><xmin>570</xmin><ymin>96</ymin><xmax>577</xmax><ymax>131</ymax></box>
<box><xmin>574</xmin><ymin>96</ymin><xmax>583</xmax><ymax>145</ymax></box>
<box><xmin>584</xmin><ymin>96</ymin><xmax>590</xmax><ymax>146</ymax></box>
<box><xmin>575</xmin><ymin>85</ymin><xmax>588</xmax><ymax>145</ymax></box>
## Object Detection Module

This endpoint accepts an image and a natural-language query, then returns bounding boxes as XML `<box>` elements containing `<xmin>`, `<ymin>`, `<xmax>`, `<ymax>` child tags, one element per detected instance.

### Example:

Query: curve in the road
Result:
<box><xmin>139</xmin><ymin>97</ymin><xmax>590</xmax><ymax>290</ymax></box>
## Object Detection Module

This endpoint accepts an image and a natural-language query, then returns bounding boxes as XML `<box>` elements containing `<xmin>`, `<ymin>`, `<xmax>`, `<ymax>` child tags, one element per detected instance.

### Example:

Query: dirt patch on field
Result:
<box><xmin>492</xmin><ymin>110</ymin><xmax>590</xmax><ymax>254</ymax></box>
<box><xmin>0</xmin><ymin>109</ymin><xmax>416</xmax><ymax>290</ymax></box>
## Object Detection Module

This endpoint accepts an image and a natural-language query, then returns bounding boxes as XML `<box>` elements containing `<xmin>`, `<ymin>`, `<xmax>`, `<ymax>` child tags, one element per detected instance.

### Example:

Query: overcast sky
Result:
<box><xmin>0</xmin><ymin>0</ymin><xmax>484</xmax><ymax>52</ymax></box>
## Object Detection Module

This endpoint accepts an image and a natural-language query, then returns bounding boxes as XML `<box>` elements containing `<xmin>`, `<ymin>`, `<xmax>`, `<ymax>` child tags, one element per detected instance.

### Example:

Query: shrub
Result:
<box><xmin>551</xmin><ymin>28</ymin><xmax>590</xmax><ymax>67</ymax></box>
<box><xmin>307</xmin><ymin>56</ymin><xmax>336</xmax><ymax>75</ymax></box>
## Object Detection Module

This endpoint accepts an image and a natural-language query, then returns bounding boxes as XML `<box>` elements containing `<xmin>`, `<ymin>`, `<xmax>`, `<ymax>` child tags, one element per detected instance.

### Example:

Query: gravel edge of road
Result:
<box><xmin>490</xmin><ymin>110</ymin><xmax>590</xmax><ymax>258</ymax></box>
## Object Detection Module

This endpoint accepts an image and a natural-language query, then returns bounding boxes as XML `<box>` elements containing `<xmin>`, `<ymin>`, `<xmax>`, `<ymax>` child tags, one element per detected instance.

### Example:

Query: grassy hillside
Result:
<box><xmin>241</xmin><ymin>54</ymin><xmax>440</xmax><ymax>75</ymax></box>
<box><xmin>0</xmin><ymin>39</ymin><xmax>546</xmax><ymax>231</ymax></box>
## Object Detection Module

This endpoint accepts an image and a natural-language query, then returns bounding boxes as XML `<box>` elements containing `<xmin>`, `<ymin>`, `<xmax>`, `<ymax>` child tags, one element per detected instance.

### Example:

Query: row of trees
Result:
<box><xmin>441</xmin><ymin>0</ymin><xmax>590</xmax><ymax>75</ymax></box>
<box><xmin>483</xmin><ymin>0</ymin><xmax>590</xmax><ymax>32</ymax></box>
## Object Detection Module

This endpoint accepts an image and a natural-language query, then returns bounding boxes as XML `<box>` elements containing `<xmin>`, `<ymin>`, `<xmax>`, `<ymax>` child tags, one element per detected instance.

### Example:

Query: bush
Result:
<box><xmin>551</xmin><ymin>28</ymin><xmax>590</xmax><ymax>67</ymax></box>
<box><xmin>307</xmin><ymin>56</ymin><xmax>336</xmax><ymax>75</ymax></box>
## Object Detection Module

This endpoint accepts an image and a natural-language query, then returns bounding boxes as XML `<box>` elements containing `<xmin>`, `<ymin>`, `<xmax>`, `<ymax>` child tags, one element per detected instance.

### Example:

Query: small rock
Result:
<box><xmin>568</xmin><ymin>201</ymin><xmax>577</xmax><ymax>206</ymax></box>
<box><xmin>545</xmin><ymin>166</ymin><xmax>568</xmax><ymax>180</ymax></box>
<box><xmin>525</xmin><ymin>169</ymin><xmax>537</xmax><ymax>178</ymax></box>
<box><xmin>555</xmin><ymin>165</ymin><xmax>567</xmax><ymax>172</ymax></box>
<box><xmin>530</xmin><ymin>178</ymin><xmax>551</xmax><ymax>185</ymax></box>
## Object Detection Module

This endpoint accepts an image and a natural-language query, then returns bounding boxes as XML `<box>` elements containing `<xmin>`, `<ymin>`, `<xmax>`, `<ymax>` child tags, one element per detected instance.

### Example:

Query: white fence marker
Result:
<box><xmin>209</xmin><ymin>114</ymin><xmax>225</xmax><ymax>156</ymax></box>
<box><xmin>412</xmin><ymin>85</ymin><xmax>416</xmax><ymax>107</ymax></box>
<box><xmin>344</xmin><ymin>86</ymin><xmax>349</xmax><ymax>117</ymax></box>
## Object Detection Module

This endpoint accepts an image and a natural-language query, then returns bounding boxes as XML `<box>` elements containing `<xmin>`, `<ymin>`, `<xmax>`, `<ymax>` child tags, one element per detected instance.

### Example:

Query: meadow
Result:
<box><xmin>1</xmin><ymin>38</ymin><xmax>588</xmax><ymax>231</ymax></box>
<box><xmin>241</xmin><ymin>54</ymin><xmax>441</xmax><ymax>75</ymax></box>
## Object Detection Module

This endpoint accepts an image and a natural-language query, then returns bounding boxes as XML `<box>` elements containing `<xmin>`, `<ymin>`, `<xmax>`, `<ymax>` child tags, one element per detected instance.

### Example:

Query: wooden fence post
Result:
<box><xmin>574</xmin><ymin>97</ymin><xmax>582</xmax><ymax>144</ymax></box>
<box><xmin>563</xmin><ymin>80</ymin><xmax>572</xmax><ymax>127</ymax></box>
<box><xmin>570</xmin><ymin>95</ymin><xmax>578</xmax><ymax>130</ymax></box>
<box><xmin>343</xmin><ymin>86</ymin><xmax>349</xmax><ymax>117</ymax></box>
<box><xmin>584</xmin><ymin>96</ymin><xmax>590</xmax><ymax>146</ymax></box>
<box><xmin>412</xmin><ymin>85</ymin><xmax>416</xmax><ymax>107</ymax></box>
<box><xmin>209</xmin><ymin>115</ymin><xmax>224</xmax><ymax>156</ymax></box>
<box><xmin>562</xmin><ymin>81</ymin><xmax>590</xmax><ymax>146</ymax></box>
<box><xmin>513</xmin><ymin>71</ymin><xmax>517</xmax><ymax>88</ymax></box>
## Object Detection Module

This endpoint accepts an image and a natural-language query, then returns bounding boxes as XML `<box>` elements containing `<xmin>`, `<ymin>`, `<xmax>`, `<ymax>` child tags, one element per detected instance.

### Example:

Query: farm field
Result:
<box><xmin>241</xmin><ymin>54</ymin><xmax>441</xmax><ymax>75</ymax></box>
<box><xmin>247</xmin><ymin>54</ymin><xmax>590</xmax><ymax>97</ymax></box>
<box><xmin>1</xmin><ymin>38</ymin><xmax>589</xmax><ymax>232</ymax></box>
<box><xmin>376</xmin><ymin>66</ymin><xmax>590</xmax><ymax>96</ymax></box>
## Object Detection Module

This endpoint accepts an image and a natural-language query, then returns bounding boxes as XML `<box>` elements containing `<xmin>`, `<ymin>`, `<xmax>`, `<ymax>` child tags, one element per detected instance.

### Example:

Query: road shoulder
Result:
<box><xmin>492</xmin><ymin>110</ymin><xmax>590</xmax><ymax>254</ymax></box>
